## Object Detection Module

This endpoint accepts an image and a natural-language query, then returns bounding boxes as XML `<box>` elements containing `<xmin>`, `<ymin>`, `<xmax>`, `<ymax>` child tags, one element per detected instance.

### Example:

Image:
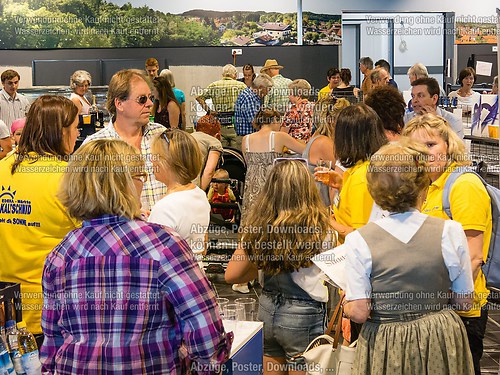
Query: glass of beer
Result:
<box><xmin>316</xmin><ymin>159</ymin><xmax>332</xmax><ymax>184</ymax></box>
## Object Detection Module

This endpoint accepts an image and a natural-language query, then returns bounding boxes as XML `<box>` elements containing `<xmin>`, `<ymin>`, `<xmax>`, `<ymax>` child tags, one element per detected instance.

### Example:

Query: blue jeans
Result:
<box><xmin>258</xmin><ymin>292</ymin><xmax>326</xmax><ymax>369</ymax></box>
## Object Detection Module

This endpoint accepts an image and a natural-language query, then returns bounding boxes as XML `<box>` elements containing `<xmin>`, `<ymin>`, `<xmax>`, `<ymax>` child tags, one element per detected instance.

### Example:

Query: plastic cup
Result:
<box><xmin>223</xmin><ymin>304</ymin><xmax>244</xmax><ymax>332</ymax></box>
<box><xmin>235</xmin><ymin>297</ymin><xmax>257</xmax><ymax>321</ymax></box>
<box><xmin>216</xmin><ymin>298</ymin><xmax>229</xmax><ymax>318</ymax></box>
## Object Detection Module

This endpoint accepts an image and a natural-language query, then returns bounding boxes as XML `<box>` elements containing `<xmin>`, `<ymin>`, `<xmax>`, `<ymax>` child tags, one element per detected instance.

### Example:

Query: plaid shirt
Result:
<box><xmin>83</xmin><ymin>122</ymin><xmax>167</xmax><ymax>211</ymax></box>
<box><xmin>41</xmin><ymin>215</ymin><xmax>232</xmax><ymax>375</ymax></box>
<box><xmin>282</xmin><ymin>99</ymin><xmax>315</xmax><ymax>142</ymax></box>
<box><xmin>198</xmin><ymin>77</ymin><xmax>247</xmax><ymax>113</ymax></box>
<box><xmin>234</xmin><ymin>87</ymin><xmax>261</xmax><ymax>136</ymax></box>
<box><xmin>264</xmin><ymin>74</ymin><xmax>292</xmax><ymax>114</ymax></box>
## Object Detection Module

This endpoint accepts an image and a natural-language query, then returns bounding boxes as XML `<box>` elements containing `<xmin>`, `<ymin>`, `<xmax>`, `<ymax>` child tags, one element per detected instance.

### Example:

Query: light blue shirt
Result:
<box><xmin>404</xmin><ymin>107</ymin><xmax>464</xmax><ymax>139</ymax></box>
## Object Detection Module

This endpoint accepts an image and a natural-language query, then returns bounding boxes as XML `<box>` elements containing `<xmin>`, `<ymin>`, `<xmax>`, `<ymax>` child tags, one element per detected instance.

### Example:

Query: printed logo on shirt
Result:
<box><xmin>0</xmin><ymin>186</ymin><xmax>39</xmax><ymax>227</ymax></box>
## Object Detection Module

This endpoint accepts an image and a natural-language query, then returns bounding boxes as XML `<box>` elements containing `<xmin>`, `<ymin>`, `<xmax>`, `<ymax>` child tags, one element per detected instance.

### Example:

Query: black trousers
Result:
<box><xmin>460</xmin><ymin>305</ymin><xmax>488</xmax><ymax>375</ymax></box>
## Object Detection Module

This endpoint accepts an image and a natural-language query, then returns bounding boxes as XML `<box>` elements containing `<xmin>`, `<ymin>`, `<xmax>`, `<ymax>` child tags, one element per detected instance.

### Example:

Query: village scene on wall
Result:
<box><xmin>0</xmin><ymin>0</ymin><xmax>341</xmax><ymax>49</ymax></box>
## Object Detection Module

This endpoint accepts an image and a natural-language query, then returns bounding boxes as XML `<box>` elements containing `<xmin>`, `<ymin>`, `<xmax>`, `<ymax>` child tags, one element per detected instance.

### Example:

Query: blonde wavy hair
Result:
<box><xmin>401</xmin><ymin>114</ymin><xmax>470</xmax><ymax>166</ymax></box>
<box><xmin>367</xmin><ymin>138</ymin><xmax>430</xmax><ymax>213</ymax></box>
<box><xmin>58</xmin><ymin>139</ymin><xmax>144</xmax><ymax>221</ymax></box>
<box><xmin>313</xmin><ymin>97</ymin><xmax>351</xmax><ymax>139</ymax></box>
<box><xmin>151</xmin><ymin>129</ymin><xmax>202</xmax><ymax>184</ymax></box>
<box><xmin>240</xmin><ymin>160</ymin><xmax>335</xmax><ymax>275</ymax></box>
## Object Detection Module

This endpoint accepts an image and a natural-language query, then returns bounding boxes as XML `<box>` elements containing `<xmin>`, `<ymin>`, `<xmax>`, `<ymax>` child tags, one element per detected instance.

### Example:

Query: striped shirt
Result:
<box><xmin>0</xmin><ymin>89</ymin><xmax>30</xmax><ymax>128</ymax></box>
<box><xmin>83</xmin><ymin>122</ymin><xmax>167</xmax><ymax>211</ymax></box>
<box><xmin>41</xmin><ymin>215</ymin><xmax>232</xmax><ymax>375</ymax></box>
<box><xmin>198</xmin><ymin>77</ymin><xmax>247</xmax><ymax>113</ymax></box>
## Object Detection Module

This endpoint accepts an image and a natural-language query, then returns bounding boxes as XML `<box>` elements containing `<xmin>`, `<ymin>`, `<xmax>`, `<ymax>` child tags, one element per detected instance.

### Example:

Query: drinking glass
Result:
<box><xmin>235</xmin><ymin>297</ymin><xmax>257</xmax><ymax>321</ymax></box>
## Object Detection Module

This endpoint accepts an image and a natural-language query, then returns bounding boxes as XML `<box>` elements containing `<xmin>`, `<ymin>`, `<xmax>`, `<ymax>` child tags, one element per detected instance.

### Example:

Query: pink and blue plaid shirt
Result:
<box><xmin>41</xmin><ymin>215</ymin><xmax>232</xmax><ymax>374</ymax></box>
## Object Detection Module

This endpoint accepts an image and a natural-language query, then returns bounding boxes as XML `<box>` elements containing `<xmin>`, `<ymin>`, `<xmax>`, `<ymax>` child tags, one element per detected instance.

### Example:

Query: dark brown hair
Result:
<box><xmin>365</xmin><ymin>85</ymin><xmax>405</xmax><ymax>135</ymax></box>
<box><xmin>152</xmin><ymin>76</ymin><xmax>180</xmax><ymax>115</ymax></box>
<box><xmin>334</xmin><ymin>103</ymin><xmax>388</xmax><ymax>168</ymax></box>
<box><xmin>11</xmin><ymin>95</ymin><xmax>78</xmax><ymax>174</ymax></box>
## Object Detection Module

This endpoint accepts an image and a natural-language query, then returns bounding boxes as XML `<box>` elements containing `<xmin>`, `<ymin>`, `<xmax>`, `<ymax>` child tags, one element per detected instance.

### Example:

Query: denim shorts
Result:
<box><xmin>258</xmin><ymin>292</ymin><xmax>326</xmax><ymax>368</ymax></box>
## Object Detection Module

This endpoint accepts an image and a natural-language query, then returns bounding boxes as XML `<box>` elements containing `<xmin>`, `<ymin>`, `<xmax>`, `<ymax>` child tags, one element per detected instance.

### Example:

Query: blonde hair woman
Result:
<box><xmin>281</xmin><ymin>79</ymin><xmax>315</xmax><ymax>142</ymax></box>
<box><xmin>226</xmin><ymin>159</ymin><xmax>335</xmax><ymax>375</ymax></box>
<box><xmin>343</xmin><ymin>139</ymin><xmax>474</xmax><ymax>375</ymax></box>
<box><xmin>304</xmin><ymin>97</ymin><xmax>350</xmax><ymax>206</ymax></box>
<box><xmin>402</xmin><ymin>114</ymin><xmax>491</xmax><ymax>374</ymax></box>
<box><xmin>41</xmin><ymin>139</ymin><xmax>232</xmax><ymax>374</ymax></box>
<box><xmin>148</xmin><ymin>129</ymin><xmax>210</xmax><ymax>263</ymax></box>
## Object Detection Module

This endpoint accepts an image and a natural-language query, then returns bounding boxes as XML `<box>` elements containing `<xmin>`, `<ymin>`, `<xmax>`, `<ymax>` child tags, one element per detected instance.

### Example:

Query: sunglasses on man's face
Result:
<box><xmin>133</xmin><ymin>94</ymin><xmax>155</xmax><ymax>105</ymax></box>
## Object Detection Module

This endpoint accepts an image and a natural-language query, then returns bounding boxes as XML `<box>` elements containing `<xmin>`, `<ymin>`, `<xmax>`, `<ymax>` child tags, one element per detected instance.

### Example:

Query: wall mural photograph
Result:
<box><xmin>0</xmin><ymin>0</ymin><xmax>341</xmax><ymax>49</ymax></box>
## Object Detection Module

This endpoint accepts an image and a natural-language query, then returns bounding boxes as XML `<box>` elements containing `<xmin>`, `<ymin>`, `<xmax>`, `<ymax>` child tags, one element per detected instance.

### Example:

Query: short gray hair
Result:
<box><xmin>222</xmin><ymin>64</ymin><xmax>237</xmax><ymax>78</ymax></box>
<box><xmin>359</xmin><ymin>57</ymin><xmax>373</xmax><ymax>70</ymax></box>
<box><xmin>407</xmin><ymin>63</ymin><xmax>428</xmax><ymax>79</ymax></box>
<box><xmin>70</xmin><ymin>70</ymin><xmax>92</xmax><ymax>89</ymax></box>
<box><xmin>253</xmin><ymin>73</ymin><xmax>274</xmax><ymax>90</ymax></box>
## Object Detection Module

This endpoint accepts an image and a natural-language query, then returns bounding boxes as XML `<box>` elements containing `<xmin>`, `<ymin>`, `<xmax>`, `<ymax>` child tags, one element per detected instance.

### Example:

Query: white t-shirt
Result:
<box><xmin>344</xmin><ymin>210</ymin><xmax>474</xmax><ymax>301</ymax></box>
<box><xmin>148</xmin><ymin>186</ymin><xmax>210</xmax><ymax>256</ymax></box>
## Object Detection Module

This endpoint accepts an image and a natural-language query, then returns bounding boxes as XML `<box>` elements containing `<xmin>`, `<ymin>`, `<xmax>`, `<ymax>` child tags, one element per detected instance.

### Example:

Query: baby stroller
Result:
<box><xmin>204</xmin><ymin>148</ymin><xmax>246</xmax><ymax>274</ymax></box>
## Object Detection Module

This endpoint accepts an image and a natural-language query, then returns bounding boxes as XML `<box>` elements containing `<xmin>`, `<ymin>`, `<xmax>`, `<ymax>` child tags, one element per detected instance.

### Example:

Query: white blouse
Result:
<box><xmin>344</xmin><ymin>210</ymin><xmax>474</xmax><ymax>301</ymax></box>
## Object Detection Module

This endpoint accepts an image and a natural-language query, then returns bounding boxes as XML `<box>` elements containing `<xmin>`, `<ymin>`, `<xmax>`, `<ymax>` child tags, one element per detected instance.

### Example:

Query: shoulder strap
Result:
<box><xmin>302</xmin><ymin>135</ymin><xmax>318</xmax><ymax>159</ymax></box>
<box><xmin>245</xmin><ymin>134</ymin><xmax>250</xmax><ymax>152</ymax></box>
<box><xmin>269</xmin><ymin>131</ymin><xmax>275</xmax><ymax>152</ymax></box>
<box><xmin>442</xmin><ymin>166</ymin><xmax>486</xmax><ymax>219</ymax></box>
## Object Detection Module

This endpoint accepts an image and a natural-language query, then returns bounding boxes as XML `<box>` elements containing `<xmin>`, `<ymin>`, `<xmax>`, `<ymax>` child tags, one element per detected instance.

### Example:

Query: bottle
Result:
<box><xmin>0</xmin><ymin>335</ymin><xmax>15</xmax><ymax>375</ymax></box>
<box><xmin>89</xmin><ymin>95</ymin><xmax>100</xmax><ymax>127</ymax></box>
<box><xmin>5</xmin><ymin>321</ymin><xmax>24</xmax><ymax>375</ymax></box>
<box><xmin>16</xmin><ymin>322</ymin><xmax>41</xmax><ymax>375</ymax></box>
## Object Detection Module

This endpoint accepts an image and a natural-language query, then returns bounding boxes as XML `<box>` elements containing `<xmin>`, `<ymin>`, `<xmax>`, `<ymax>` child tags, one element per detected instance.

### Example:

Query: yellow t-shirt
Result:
<box><xmin>0</xmin><ymin>153</ymin><xmax>79</xmax><ymax>333</ymax></box>
<box><xmin>317</xmin><ymin>85</ymin><xmax>332</xmax><ymax>101</ymax></box>
<box><xmin>334</xmin><ymin>160</ymin><xmax>374</xmax><ymax>242</ymax></box>
<box><xmin>422</xmin><ymin>164</ymin><xmax>491</xmax><ymax>318</ymax></box>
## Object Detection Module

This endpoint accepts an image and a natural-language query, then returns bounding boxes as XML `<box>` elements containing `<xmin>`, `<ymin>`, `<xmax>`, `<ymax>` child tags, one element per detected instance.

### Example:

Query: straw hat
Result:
<box><xmin>260</xmin><ymin>59</ymin><xmax>284</xmax><ymax>73</ymax></box>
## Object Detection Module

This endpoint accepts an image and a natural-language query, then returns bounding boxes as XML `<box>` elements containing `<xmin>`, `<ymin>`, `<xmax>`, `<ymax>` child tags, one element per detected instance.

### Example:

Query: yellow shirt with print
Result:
<box><xmin>422</xmin><ymin>164</ymin><xmax>491</xmax><ymax>318</ymax></box>
<box><xmin>333</xmin><ymin>160</ymin><xmax>374</xmax><ymax>243</ymax></box>
<box><xmin>0</xmin><ymin>153</ymin><xmax>80</xmax><ymax>333</ymax></box>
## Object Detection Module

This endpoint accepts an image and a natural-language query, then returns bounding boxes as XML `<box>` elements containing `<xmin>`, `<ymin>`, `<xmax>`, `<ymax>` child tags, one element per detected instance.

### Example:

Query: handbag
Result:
<box><xmin>298</xmin><ymin>296</ymin><xmax>357</xmax><ymax>375</ymax></box>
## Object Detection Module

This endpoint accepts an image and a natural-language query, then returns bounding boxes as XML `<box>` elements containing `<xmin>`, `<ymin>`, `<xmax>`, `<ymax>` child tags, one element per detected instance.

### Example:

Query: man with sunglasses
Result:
<box><xmin>0</xmin><ymin>69</ymin><xmax>30</xmax><ymax>129</ymax></box>
<box><xmin>83</xmin><ymin>69</ymin><xmax>167</xmax><ymax>212</ymax></box>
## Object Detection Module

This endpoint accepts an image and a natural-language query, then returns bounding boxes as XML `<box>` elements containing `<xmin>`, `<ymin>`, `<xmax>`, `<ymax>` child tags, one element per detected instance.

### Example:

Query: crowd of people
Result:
<box><xmin>0</xmin><ymin>55</ymin><xmax>497</xmax><ymax>375</ymax></box>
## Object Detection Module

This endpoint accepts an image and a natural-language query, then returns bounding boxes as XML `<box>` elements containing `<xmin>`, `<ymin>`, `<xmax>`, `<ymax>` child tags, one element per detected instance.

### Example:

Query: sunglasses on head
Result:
<box><xmin>161</xmin><ymin>130</ymin><xmax>172</xmax><ymax>147</ymax></box>
<box><xmin>273</xmin><ymin>157</ymin><xmax>309</xmax><ymax>167</ymax></box>
<box><xmin>134</xmin><ymin>94</ymin><xmax>155</xmax><ymax>105</ymax></box>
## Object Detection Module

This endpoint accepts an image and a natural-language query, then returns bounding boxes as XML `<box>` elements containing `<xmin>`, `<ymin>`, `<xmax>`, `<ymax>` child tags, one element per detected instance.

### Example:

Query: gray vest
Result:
<box><xmin>357</xmin><ymin>216</ymin><xmax>451</xmax><ymax>322</ymax></box>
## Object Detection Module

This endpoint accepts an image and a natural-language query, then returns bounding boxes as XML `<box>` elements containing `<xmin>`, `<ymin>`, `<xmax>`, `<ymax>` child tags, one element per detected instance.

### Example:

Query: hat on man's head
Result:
<box><xmin>260</xmin><ymin>59</ymin><xmax>284</xmax><ymax>73</ymax></box>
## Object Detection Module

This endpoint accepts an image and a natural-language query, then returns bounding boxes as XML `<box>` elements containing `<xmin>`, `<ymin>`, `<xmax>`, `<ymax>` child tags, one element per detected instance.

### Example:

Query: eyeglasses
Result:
<box><xmin>75</xmin><ymin>82</ymin><xmax>89</xmax><ymax>88</ymax></box>
<box><xmin>132</xmin><ymin>94</ymin><xmax>155</xmax><ymax>105</ymax></box>
<box><xmin>132</xmin><ymin>172</ymin><xmax>148</xmax><ymax>183</ymax></box>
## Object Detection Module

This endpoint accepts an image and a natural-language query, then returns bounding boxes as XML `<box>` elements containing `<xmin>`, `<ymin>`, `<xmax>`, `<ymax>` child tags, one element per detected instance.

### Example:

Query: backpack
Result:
<box><xmin>442</xmin><ymin>166</ymin><xmax>500</xmax><ymax>290</ymax></box>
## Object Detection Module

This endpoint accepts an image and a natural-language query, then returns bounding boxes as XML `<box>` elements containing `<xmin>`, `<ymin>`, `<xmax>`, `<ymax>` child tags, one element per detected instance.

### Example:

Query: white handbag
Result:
<box><xmin>299</xmin><ymin>296</ymin><xmax>357</xmax><ymax>375</ymax></box>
